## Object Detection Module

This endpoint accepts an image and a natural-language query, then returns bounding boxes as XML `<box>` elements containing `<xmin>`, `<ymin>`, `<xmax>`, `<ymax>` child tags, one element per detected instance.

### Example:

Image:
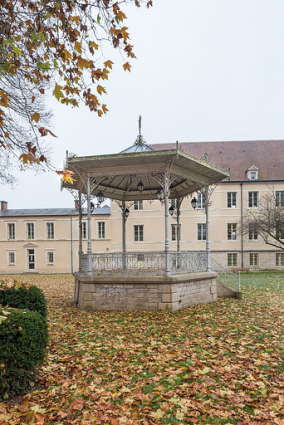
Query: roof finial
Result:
<box><xmin>138</xmin><ymin>115</ymin><xmax>142</xmax><ymax>137</ymax></box>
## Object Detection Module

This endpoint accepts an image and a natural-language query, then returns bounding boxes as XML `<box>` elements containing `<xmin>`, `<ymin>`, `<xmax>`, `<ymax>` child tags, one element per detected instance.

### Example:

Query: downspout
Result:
<box><xmin>87</xmin><ymin>175</ymin><xmax>93</xmax><ymax>275</ymax></box>
<box><xmin>205</xmin><ymin>187</ymin><xmax>211</xmax><ymax>272</ymax></box>
<box><xmin>122</xmin><ymin>200</ymin><xmax>127</xmax><ymax>269</ymax></box>
<box><xmin>164</xmin><ymin>173</ymin><xmax>170</xmax><ymax>275</ymax></box>
<box><xmin>240</xmin><ymin>182</ymin><xmax>244</xmax><ymax>268</ymax></box>
<box><xmin>70</xmin><ymin>215</ymin><xmax>74</xmax><ymax>273</ymax></box>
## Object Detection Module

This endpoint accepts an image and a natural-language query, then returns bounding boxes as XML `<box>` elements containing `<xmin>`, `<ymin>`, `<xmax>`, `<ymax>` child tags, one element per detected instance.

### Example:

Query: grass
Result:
<box><xmin>0</xmin><ymin>272</ymin><xmax>283</xmax><ymax>424</ymax></box>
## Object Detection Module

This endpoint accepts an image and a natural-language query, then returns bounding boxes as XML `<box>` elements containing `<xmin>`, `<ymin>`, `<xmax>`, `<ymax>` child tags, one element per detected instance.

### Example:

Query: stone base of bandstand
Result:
<box><xmin>73</xmin><ymin>271</ymin><xmax>218</xmax><ymax>311</ymax></box>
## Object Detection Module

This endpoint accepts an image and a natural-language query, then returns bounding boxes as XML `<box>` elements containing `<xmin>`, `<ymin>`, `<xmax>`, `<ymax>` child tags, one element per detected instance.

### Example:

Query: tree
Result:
<box><xmin>0</xmin><ymin>0</ymin><xmax>153</xmax><ymax>182</ymax></box>
<box><xmin>242</xmin><ymin>191</ymin><xmax>284</xmax><ymax>250</ymax></box>
<box><xmin>0</xmin><ymin>73</ymin><xmax>52</xmax><ymax>184</ymax></box>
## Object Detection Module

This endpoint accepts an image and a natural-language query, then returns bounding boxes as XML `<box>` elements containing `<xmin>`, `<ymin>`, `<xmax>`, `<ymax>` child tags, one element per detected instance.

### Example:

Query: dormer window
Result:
<box><xmin>247</xmin><ymin>166</ymin><xmax>259</xmax><ymax>181</ymax></box>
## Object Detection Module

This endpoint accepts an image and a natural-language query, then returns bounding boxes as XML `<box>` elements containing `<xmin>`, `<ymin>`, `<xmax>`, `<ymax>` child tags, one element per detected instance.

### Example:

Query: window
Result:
<box><xmin>171</xmin><ymin>224</ymin><xmax>181</xmax><ymax>241</ymax></box>
<box><xmin>81</xmin><ymin>222</ymin><xmax>87</xmax><ymax>239</ymax></box>
<box><xmin>27</xmin><ymin>249</ymin><xmax>35</xmax><ymax>270</ymax></box>
<box><xmin>250</xmin><ymin>253</ymin><xmax>259</xmax><ymax>267</ymax></box>
<box><xmin>136</xmin><ymin>253</ymin><xmax>145</xmax><ymax>262</ymax></box>
<box><xmin>133</xmin><ymin>200</ymin><xmax>143</xmax><ymax>210</ymax></box>
<box><xmin>248</xmin><ymin>224</ymin><xmax>258</xmax><ymax>240</ymax></box>
<box><xmin>248</xmin><ymin>192</ymin><xmax>258</xmax><ymax>208</ymax></box>
<box><xmin>275</xmin><ymin>191</ymin><xmax>284</xmax><ymax>207</ymax></box>
<box><xmin>247</xmin><ymin>166</ymin><xmax>259</xmax><ymax>181</ymax></box>
<box><xmin>276</xmin><ymin>253</ymin><xmax>284</xmax><ymax>266</ymax></box>
<box><xmin>227</xmin><ymin>253</ymin><xmax>237</xmax><ymax>267</ymax></box>
<box><xmin>46</xmin><ymin>222</ymin><xmax>54</xmax><ymax>239</ymax></box>
<box><xmin>227</xmin><ymin>223</ymin><xmax>237</xmax><ymax>240</ymax></box>
<box><xmin>47</xmin><ymin>251</ymin><xmax>55</xmax><ymax>265</ymax></box>
<box><xmin>276</xmin><ymin>223</ymin><xmax>284</xmax><ymax>240</ymax></box>
<box><xmin>227</xmin><ymin>192</ymin><xmax>237</xmax><ymax>208</ymax></box>
<box><xmin>248</xmin><ymin>171</ymin><xmax>258</xmax><ymax>180</ymax></box>
<box><xmin>134</xmin><ymin>225</ymin><xmax>144</xmax><ymax>242</ymax></box>
<box><xmin>196</xmin><ymin>193</ymin><xmax>206</xmax><ymax>209</ymax></box>
<box><xmin>7</xmin><ymin>223</ymin><xmax>15</xmax><ymax>240</ymax></box>
<box><xmin>98</xmin><ymin>221</ymin><xmax>106</xmax><ymax>239</ymax></box>
<box><xmin>27</xmin><ymin>223</ymin><xmax>34</xmax><ymax>240</ymax></box>
<box><xmin>197</xmin><ymin>223</ymin><xmax>207</xmax><ymax>241</ymax></box>
<box><xmin>8</xmin><ymin>251</ymin><xmax>16</xmax><ymax>265</ymax></box>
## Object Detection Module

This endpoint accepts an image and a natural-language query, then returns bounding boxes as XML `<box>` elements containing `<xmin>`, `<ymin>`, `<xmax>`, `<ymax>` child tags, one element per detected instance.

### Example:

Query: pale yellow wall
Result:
<box><xmin>0</xmin><ymin>213</ymin><xmax>111</xmax><ymax>274</ymax></box>
<box><xmin>1</xmin><ymin>181</ymin><xmax>284</xmax><ymax>273</ymax></box>
<box><xmin>109</xmin><ymin>182</ymin><xmax>284</xmax><ymax>270</ymax></box>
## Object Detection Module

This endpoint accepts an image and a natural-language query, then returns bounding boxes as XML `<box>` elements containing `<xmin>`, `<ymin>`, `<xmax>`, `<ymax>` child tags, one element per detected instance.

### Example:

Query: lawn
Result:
<box><xmin>0</xmin><ymin>272</ymin><xmax>283</xmax><ymax>424</ymax></box>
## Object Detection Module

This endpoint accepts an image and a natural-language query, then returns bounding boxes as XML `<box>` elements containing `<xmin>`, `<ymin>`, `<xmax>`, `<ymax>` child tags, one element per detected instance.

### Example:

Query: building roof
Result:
<box><xmin>62</xmin><ymin>148</ymin><xmax>229</xmax><ymax>201</ymax></box>
<box><xmin>151</xmin><ymin>140</ymin><xmax>284</xmax><ymax>182</ymax></box>
<box><xmin>0</xmin><ymin>206</ymin><xmax>111</xmax><ymax>217</ymax></box>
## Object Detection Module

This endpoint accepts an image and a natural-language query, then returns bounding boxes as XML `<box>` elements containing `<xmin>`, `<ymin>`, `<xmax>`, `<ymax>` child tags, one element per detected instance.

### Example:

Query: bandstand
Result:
<box><xmin>62</xmin><ymin>130</ymin><xmax>230</xmax><ymax>311</ymax></box>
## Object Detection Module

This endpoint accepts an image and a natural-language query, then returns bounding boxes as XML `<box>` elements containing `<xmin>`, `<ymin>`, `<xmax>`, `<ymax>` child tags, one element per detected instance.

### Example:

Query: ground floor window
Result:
<box><xmin>134</xmin><ymin>225</ymin><xmax>144</xmax><ymax>242</ymax></box>
<box><xmin>27</xmin><ymin>249</ymin><xmax>35</xmax><ymax>270</ymax></box>
<box><xmin>97</xmin><ymin>221</ymin><xmax>106</xmax><ymax>239</ymax></box>
<box><xmin>249</xmin><ymin>253</ymin><xmax>259</xmax><ymax>267</ymax></box>
<box><xmin>197</xmin><ymin>223</ymin><xmax>206</xmax><ymax>241</ymax></box>
<box><xmin>47</xmin><ymin>251</ymin><xmax>55</xmax><ymax>265</ymax></box>
<box><xmin>276</xmin><ymin>252</ymin><xmax>284</xmax><ymax>266</ymax></box>
<box><xmin>171</xmin><ymin>224</ymin><xmax>181</xmax><ymax>241</ymax></box>
<box><xmin>227</xmin><ymin>253</ymin><xmax>237</xmax><ymax>267</ymax></box>
<box><xmin>8</xmin><ymin>251</ymin><xmax>16</xmax><ymax>265</ymax></box>
<box><xmin>81</xmin><ymin>221</ymin><xmax>87</xmax><ymax>239</ymax></box>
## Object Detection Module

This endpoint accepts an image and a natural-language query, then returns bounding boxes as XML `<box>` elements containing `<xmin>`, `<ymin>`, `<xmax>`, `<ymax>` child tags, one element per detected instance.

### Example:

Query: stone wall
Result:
<box><xmin>74</xmin><ymin>272</ymin><xmax>218</xmax><ymax>311</ymax></box>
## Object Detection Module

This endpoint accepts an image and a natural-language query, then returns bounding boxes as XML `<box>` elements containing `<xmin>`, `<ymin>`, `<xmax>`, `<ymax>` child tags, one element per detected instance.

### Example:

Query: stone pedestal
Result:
<box><xmin>73</xmin><ymin>271</ymin><xmax>218</xmax><ymax>311</ymax></box>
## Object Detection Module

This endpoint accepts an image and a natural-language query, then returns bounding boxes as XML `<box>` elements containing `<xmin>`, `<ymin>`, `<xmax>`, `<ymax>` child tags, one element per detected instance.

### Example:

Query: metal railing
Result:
<box><xmin>79</xmin><ymin>251</ymin><xmax>208</xmax><ymax>275</ymax></box>
<box><xmin>211</xmin><ymin>258</ymin><xmax>241</xmax><ymax>292</ymax></box>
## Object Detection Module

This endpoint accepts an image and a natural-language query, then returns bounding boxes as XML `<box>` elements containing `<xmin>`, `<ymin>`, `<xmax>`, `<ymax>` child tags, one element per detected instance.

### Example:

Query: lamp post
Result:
<box><xmin>96</xmin><ymin>191</ymin><xmax>104</xmax><ymax>205</ymax></box>
<box><xmin>122</xmin><ymin>202</ymin><xmax>130</xmax><ymax>269</ymax></box>
<box><xmin>137</xmin><ymin>181</ymin><xmax>144</xmax><ymax>194</ymax></box>
<box><xmin>169</xmin><ymin>199</ymin><xmax>182</xmax><ymax>254</ymax></box>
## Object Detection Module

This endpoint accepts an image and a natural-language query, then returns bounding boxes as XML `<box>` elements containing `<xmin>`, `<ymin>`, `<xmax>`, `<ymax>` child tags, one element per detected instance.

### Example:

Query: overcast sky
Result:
<box><xmin>2</xmin><ymin>0</ymin><xmax>284</xmax><ymax>209</ymax></box>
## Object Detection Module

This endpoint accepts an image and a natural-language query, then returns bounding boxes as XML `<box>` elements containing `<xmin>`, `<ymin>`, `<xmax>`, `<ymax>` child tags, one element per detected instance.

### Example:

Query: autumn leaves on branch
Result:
<box><xmin>0</xmin><ymin>0</ymin><xmax>152</xmax><ymax>182</ymax></box>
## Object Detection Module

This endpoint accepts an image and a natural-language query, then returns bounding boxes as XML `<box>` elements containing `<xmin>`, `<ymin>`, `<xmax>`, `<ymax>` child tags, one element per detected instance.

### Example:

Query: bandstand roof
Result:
<box><xmin>62</xmin><ymin>147</ymin><xmax>230</xmax><ymax>201</ymax></box>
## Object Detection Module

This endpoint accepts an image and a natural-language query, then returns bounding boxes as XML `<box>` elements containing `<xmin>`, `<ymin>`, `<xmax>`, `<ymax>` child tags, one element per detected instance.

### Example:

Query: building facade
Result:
<box><xmin>1</xmin><ymin>140</ymin><xmax>284</xmax><ymax>273</ymax></box>
<box><xmin>0</xmin><ymin>204</ymin><xmax>111</xmax><ymax>274</ymax></box>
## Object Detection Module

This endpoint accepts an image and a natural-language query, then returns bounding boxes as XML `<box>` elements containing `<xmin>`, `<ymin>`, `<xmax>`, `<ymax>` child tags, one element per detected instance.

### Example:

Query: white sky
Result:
<box><xmin>2</xmin><ymin>0</ymin><xmax>284</xmax><ymax>209</ymax></box>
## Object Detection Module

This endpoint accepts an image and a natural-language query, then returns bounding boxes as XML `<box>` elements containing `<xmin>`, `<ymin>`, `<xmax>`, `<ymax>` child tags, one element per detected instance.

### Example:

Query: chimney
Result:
<box><xmin>1</xmin><ymin>201</ymin><xmax>8</xmax><ymax>211</ymax></box>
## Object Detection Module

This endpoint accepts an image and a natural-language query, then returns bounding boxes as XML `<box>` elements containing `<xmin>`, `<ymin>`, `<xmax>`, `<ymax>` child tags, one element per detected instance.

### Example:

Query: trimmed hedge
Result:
<box><xmin>0</xmin><ymin>307</ymin><xmax>48</xmax><ymax>399</ymax></box>
<box><xmin>0</xmin><ymin>281</ymin><xmax>47</xmax><ymax>317</ymax></box>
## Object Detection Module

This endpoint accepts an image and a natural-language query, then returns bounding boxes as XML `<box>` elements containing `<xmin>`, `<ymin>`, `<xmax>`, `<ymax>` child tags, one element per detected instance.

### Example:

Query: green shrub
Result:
<box><xmin>0</xmin><ymin>280</ymin><xmax>47</xmax><ymax>317</ymax></box>
<box><xmin>0</xmin><ymin>307</ymin><xmax>49</xmax><ymax>399</ymax></box>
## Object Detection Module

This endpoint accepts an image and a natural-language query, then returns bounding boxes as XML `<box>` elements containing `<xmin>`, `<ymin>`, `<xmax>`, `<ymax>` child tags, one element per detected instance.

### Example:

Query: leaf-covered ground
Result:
<box><xmin>0</xmin><ymin>272</ymin><xmax>283</xmax><ymax>424</ymax></box>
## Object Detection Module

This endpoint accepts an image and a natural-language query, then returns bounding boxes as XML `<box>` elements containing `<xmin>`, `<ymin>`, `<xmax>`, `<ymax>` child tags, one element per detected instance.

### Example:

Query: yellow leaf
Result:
<box><xmin>70</xmin><ymin>15</ymin><xmax>81</xmax><ymax>25</ymax></box>
<box><xmin>74</xmin><ymin>41</ymin><xmax>82</xmax><ymax>53</ymax></box>
<box><xmin>150</xmin><ymin>409</ymin><xmax>164</xmax><ymax>419</ymax></box>
<box><xmin>102</xmin><ymin>104</ymin><xmax>108</xmax><ymax>114</ymax></box>
<box><xmin>176</xmin><ymin>410</ymin><xmax>185</xmax><ymax>420</ymax></box>
<box><xmin>31</xmin><ymin>112</ymin><xmax>40</xmax><ymax>123</ymax></box>
<box><xmin>89</xmin><ymin>41</ymin><xmax>99</xmax><ymax>50</ymax></box>
<box><xmin>123</xmin><ymin>62</ymin><xmax>131</xmax><ymax>72</ymax></box>
<box><xmin>104</xmin><ymin>60</ymin><xmax>113</xmax><ymax>69</ymax></box>
<box><xmin>77</xmin><ymin>57</ymin><xmax>92</xmax><ymax>69</ymax></box>
<box><xmin>52</xmin><ymin>84</ymin><xmax>64</xmax><ymax>100</ymax></box>
<box><xmin>121</xmin><ymin>27</ymin><xmax>130</xmax><ymax>41</ymax></box>
<box><xmin>117</xmin><ymin>11</ymin><xmax>127</xmax><ymax>21</ymax></box>
<box><xmin>97</xmin><ymin>85</ymin><xmax>106</xmax><ymax>95</ymax></box>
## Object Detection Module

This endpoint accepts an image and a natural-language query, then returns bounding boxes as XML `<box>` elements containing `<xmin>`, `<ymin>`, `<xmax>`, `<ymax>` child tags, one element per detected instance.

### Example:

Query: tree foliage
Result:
<box><xmin>0</xmin><ymin>0</ymin><xmax>153</xmax><ymax>182</ymax></box>
<box><xmin>242</xmin><ymin>191</ymin><xmax>284</xmax><ymax>250</ymax></box>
